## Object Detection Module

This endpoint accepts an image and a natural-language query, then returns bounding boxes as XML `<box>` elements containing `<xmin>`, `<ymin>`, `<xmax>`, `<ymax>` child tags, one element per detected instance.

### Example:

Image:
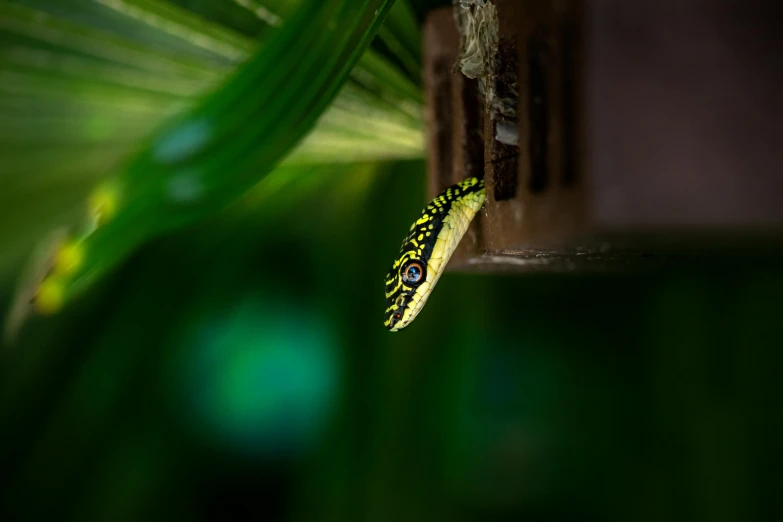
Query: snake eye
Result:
<box><xmin>402</xmin><ymin>261</ymin><xmax>425</xmax><ymax>285</ymax></box>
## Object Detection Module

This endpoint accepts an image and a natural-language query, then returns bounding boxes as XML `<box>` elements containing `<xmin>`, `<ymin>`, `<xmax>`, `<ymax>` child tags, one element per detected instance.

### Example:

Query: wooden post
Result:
<box><xmin>423</xmin><ymin>1</ymin><xmax>783</xmax><ymax>273</ymax></box>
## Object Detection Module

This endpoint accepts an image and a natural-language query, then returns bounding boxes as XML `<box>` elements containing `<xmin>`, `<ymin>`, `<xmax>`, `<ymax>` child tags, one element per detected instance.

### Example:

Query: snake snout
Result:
<box><xmin>385</xmin><ymin>310</ymin><xmax>402</xmax><ymax>330</ymax></box>
<box><xmin>386</xmin><ymin>315</ymin><xmax>399</xmax><ymax>330</ymax></box>
<box><xmin>385</xmin><ymin>293</ymin><xmax>410</xmax><ymax>331</ymax></box>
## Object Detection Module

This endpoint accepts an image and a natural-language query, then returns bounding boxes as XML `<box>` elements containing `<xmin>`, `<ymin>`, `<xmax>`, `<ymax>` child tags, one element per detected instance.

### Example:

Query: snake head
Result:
<box><xmin>384</xmin><ymin>258</ymin><xmax>428</xmax><ymax>331</ymax></box>
<box><xmin>383</xmin><ymin>177</ymin><xmax>486</xmax><ymax>332</ymax></box>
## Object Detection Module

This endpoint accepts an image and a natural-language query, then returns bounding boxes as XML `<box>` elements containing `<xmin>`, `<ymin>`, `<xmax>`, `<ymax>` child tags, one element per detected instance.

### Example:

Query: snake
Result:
<box><xmin>384</xmin><ymin>176</ymin><xmax>486</xmax><ymax>331</ymax></box>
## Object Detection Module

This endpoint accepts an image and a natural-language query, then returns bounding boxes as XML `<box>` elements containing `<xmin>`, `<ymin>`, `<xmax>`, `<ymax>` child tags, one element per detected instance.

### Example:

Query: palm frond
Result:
<box><xmin>0</xmin><ymin>0</ymin><xmax>423</xmax><ymax>303</ymax></box>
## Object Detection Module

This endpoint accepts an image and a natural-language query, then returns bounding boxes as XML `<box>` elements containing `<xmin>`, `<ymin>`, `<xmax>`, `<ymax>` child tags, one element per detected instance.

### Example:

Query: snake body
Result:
<box><xmin>384</xmin><ymin>177</ymin><xmax>486</xmax><ymax>331</ymax></box>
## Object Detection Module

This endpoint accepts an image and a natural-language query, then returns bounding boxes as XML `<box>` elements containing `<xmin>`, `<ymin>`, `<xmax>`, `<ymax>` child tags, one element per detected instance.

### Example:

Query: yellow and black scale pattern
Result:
<box><xmin>384</xmin><ymin>177</ymin><xmax>485</xmax><ymax>331</ymax></box>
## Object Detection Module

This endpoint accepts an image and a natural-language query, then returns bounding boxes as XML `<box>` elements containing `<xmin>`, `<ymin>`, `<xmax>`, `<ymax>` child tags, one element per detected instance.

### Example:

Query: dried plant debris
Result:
<box><xmin>454</xmin><ymin>1</ymin><xmax>518</xmax><ymax>146</ymax></box>
<box><xmin>454</xmin><ymin>0</ymin><xmax>498</xmax><ymax>81</ymax></box>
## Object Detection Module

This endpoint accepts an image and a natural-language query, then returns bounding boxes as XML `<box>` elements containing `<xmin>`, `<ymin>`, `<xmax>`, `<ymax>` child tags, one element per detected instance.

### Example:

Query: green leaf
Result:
<box><xmin>0</xmin><ymin>0</ymin><xmax>426</xmax><ymax>315</ymax></box>
<box><xmin>0</xmin><ymin>1</ymin><xmax>422</xmax><ymax>273</ymax></box>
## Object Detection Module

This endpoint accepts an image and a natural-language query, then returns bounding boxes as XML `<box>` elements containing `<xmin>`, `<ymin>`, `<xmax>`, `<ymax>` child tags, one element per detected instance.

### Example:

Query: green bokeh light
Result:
<box><xmin>178</xmin><ymin>295</ymin><xmax>339</xmax><ymax>459</ymax></box>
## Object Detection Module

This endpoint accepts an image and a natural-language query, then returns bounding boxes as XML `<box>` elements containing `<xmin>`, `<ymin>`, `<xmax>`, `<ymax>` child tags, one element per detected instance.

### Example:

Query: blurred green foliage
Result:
<box><xmin>0</xmin><ymin>0</ymin><xmax>422</xmax><ymax>278</ymax></box>
<box><xmin>1</xmin><ymin>1</ymin><xmax>782</xmax><ymax>522</ymax></box>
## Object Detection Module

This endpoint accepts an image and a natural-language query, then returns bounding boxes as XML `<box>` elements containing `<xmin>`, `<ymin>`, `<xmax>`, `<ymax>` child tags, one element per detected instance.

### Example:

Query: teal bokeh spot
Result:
<box><xmin>181</xmin><ymin>296</ymin><xmax>339</xmax><ymax>458</ymax></box>
<box><xmin>154</xmin><ymin>119</ymin><xmax>212</xmax><ymax>163</ymax></box>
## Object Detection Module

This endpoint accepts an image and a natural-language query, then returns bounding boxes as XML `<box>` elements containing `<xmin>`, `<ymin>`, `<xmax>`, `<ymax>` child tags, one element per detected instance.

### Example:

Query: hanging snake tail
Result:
<box><xmin>383</xmin><ymin>176</ymin><xmax>486</xmax><ymax>331</ymax></box>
